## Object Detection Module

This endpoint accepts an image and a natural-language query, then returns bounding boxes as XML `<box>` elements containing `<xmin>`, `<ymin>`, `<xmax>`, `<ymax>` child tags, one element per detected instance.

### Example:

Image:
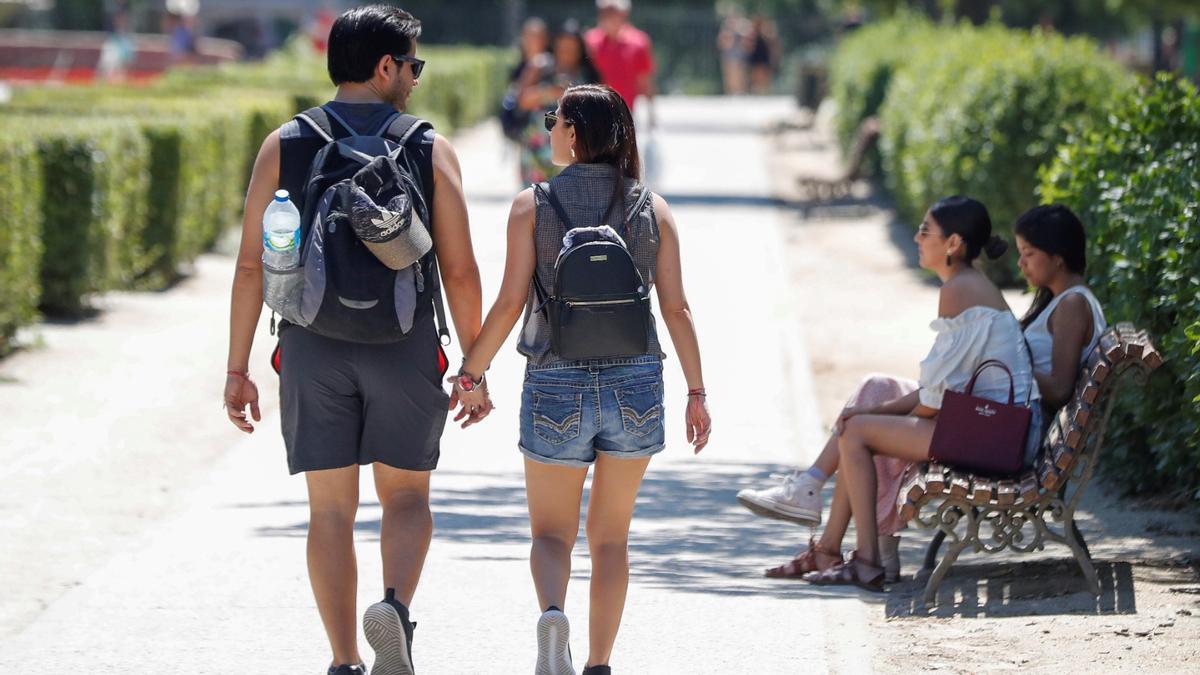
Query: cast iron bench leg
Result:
<box><xmin>1066</xmin><ymin>518</ymin><xmax>1100</xmax><ymax>595</ymax></box>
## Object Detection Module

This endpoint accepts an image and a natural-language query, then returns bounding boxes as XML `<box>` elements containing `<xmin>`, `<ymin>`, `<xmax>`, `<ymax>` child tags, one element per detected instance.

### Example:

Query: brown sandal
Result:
<box><xmin>764</xmin><ymin>537</ymin><xmax>843</xmax><ymax>578</ymax></box>
<box><xmin>802</xmin><ymin>551</ymin><xmax>886</xmax><ymax>592</ymax></box>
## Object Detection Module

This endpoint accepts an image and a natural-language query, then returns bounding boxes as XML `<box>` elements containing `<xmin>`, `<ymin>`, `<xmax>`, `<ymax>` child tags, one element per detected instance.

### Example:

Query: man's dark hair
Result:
<box><xmin>327</xmin><ymin>5</ymin><xmax>422</xmax><ymax>86</ymax></box>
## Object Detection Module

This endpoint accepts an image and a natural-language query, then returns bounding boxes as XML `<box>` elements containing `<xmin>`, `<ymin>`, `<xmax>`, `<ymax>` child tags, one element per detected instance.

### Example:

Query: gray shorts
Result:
<box><xmin>277</xmin><ymin>312</ymin><xmax>450</xmax><ymax>475</ymax></box>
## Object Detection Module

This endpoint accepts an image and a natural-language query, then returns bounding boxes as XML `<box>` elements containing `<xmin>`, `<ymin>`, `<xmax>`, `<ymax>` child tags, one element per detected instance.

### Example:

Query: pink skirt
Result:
<box><xmin>844</xmin><ymin>374</ymin><xmax>919</xmax><ymax>536</ymax></box>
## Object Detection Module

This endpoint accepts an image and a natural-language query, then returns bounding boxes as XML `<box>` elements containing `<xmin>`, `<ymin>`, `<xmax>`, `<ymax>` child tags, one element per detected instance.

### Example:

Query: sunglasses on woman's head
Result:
<box><xmin>392</xmin><ymin>54</ymin><xmax>425</xmax><ymax>79</ymax></box>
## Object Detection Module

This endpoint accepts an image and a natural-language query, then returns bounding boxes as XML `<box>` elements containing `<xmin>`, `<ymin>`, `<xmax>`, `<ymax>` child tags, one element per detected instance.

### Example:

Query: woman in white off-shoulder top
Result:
<box><xmin>799</xmin><ymin>196</ymin><xmax>1040</xmax><ymax>591</ymax></box>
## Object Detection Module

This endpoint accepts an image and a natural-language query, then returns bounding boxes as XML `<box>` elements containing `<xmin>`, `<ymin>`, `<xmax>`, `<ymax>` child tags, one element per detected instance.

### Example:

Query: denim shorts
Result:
<box><xmin>519</xmin><ymin>356</ymin><xmax>666</xmax><ymax>467</ymax></box>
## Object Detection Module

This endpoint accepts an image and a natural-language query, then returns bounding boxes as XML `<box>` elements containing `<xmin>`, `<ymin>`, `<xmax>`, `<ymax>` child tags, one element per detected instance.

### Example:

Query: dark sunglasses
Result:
<box><xmin>544</xmin><ymin>111</ymin><xmax>571</xmax><ymax>132</ymax></box>
<box><xmin>392</xmin><ymin>54</ymin><xmax>425</xmax><ymax>79</ymax></box>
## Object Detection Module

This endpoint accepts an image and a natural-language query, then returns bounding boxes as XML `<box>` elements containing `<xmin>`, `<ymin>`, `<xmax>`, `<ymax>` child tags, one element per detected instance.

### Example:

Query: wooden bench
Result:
<box><xmin>897</xmin><ymin>322</ymin><xmax>1163</xmax><ymax>604</ymax></box>
<box><xmin>796</xmin><ymin>116</ymin><xmax>880</xmax><ymax>201</ymax></box>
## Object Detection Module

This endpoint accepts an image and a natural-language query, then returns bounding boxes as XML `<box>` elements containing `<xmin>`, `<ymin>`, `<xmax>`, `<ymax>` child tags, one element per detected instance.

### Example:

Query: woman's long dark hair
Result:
<box><xmin>559</xmin><ymin>84</ymin><xmax>641</xmax><ymax>232</ymax></box>
<box><xmin>1014</xmin><ymin>204</ymin><xmax>1088</xmax><ymax>330</ymax></box>
<box><xmin>929</xmin><ymin>195</ymin><xmax>1007</xmax><ymax>262</ymax></box>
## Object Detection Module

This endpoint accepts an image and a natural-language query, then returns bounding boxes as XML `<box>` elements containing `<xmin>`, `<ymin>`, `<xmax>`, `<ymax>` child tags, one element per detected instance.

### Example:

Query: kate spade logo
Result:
<box><xmin>975</xmin><ymin>405</ymin><xmax>997</xmax><ymax>418</ymax></box>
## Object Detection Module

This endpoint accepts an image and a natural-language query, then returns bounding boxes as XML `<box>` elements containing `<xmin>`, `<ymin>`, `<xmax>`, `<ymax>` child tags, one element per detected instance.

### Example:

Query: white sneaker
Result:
<box><xmin>737</xmin><ymin>471</ymin><xmax>823</xmax><ymax>526</ymax></box>
<box><xmin>536</xmin><ymin>608</ymin><xmax>575</xmax><ymax>675</ymax></box>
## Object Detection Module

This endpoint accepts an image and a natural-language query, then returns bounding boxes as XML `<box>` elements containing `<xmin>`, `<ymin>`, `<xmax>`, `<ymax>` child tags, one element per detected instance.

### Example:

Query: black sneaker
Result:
<box><xmin>328</xmin><ymin>665</ymin><xmax>367</xmax><ymax>675</ymax></box>
<box><xmin>363</xmin><ymin>588</ymin><xmax>416</xmax><ymax>675</ymax></box>
<box><xmin>536</xmin><ymin>607</ymin><xmax>574</xmax><ymax>675</ymax></box>
<box><xmin>582</xmin><ymin>666</ymin><xmax>611</xmax><ymax>675</ymax></box>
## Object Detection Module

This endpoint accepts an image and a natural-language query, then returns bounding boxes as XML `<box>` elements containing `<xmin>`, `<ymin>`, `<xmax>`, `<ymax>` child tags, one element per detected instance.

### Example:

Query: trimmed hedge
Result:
<box><xmin>828</xmin><ymin>12</ymin><xmax>934</xmax><ymax>164</ymax></box>
<box><xmin>0</xmin><ymin>41</ymin><xmax>506</xmax><ymax>340</ymax></box>
<box><xmin>0</xmin><ymin>132</ymin><xmax>43</xmax><ymax>354</ymax></box>
<box><xmin>1039</xmin><ymin>74</ymin><xmax>1200</xmax><ymax>501</ymax></box>
<box><xmin>7</xmin><ymin>92</ymin><xmax>293</xmax><ymax>288</ymax></box>
<box><xmin>876</xmin><ymin>23</ymin><xmax>1133</xmax><ymax>282</ymax></box>
<box><xmin>13</xmin><ymin>118</ymin><xmax>151</xmax><ymax>313</ymax></box>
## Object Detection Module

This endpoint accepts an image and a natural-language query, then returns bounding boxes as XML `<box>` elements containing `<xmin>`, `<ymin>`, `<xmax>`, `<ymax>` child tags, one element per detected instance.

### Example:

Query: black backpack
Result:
<box><xmin>262</xmin><ymin>105</ymin><xmax>449</xmax><ymax>345</ymax></box>
<box><xmin>532</xmin><ymin>182</ymin><xmax>654</xmax><ymax>360</ymax></box>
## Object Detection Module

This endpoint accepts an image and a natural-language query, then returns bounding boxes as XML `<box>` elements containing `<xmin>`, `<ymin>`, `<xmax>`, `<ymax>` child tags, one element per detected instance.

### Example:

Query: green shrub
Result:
<box><xmin>5</xmin><ymin>92</ymin><xmax>293</xmax><ymax>287</ymax></box>
<box><xmin>829</xmin><ymin>12</ymin><xmax>934</xmax><ymax>163</ymax></box>
<box><xmin>1039</xmin><ymin>74</ymin><xmax>1200</xmax><ymax>501</ymax></box>
<box><xmin>879</xmin><ymin>24</ymin><xmax>1133</xmax><ymax>282</ymax></box>
<box><xmin>19</xmin><ymin>118</ymin><xmax>150</xmax><ymax>313</ymax></box>
<box><xmin>0</xmin><ymin>132</ymin><xmax>43</xmax><ymax>352</ymax></box>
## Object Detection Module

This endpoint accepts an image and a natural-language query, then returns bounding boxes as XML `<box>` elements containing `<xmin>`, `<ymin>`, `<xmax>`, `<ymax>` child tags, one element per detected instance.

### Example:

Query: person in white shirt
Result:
<box><xmin>741</xmin><ymin>196</ymin><xmax>1040</xmax><ymax>592</ymax></box>
<box><xmin>1015</xmin><ymin>204</ymin><xmax>1106</xmax><ymax>417</ymax></box>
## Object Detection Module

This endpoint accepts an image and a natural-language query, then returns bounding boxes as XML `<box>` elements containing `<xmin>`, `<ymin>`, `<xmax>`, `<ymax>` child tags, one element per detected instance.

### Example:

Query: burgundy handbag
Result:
<box><xmin>929</xmin><ymin>359</ymin><xmax>1032</xmax><ymax>476</ymax></box>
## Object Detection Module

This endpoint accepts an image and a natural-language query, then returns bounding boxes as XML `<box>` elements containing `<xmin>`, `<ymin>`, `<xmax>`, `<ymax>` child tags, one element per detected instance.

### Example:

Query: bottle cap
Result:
<box><xmin>274</xmin><ymin>189</ymin><xmax>290</xmax><ymax>202</ymax></box>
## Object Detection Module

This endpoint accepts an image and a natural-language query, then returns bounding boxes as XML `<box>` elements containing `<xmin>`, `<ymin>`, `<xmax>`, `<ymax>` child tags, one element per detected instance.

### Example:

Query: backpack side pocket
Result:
<box><xmin>262</xmin><ymin>262</ymin><xmax>308</xmax><ymax>327</ymax></box>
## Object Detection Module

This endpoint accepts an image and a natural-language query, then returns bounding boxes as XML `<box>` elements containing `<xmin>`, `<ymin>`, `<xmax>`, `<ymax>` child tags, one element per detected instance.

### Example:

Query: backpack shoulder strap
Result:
<box><xmin>537</xmin><ymin>181</ymin><xmax>577</xmax><ymax>231</ymax></box>
<box><xmin>528</xmin><ymin>183</ymin><xmax>558</xmax><ymax>316</ymax></box>
<box><xmin>384</xmin><ymin>112</ymin><xmax>446</xmax><ymax>344</ymax></box>
<box><xmin>626</xmin><ymin>185</ymin><xmax>654</xmax><ymax>223</ymax></box>
<box><xmin>294</xmin><ymin>106</ymin><xmax>338</xmax><ymax>143</ymax></box>
<box><xmin>385</xmin><ymin>113</ymin><xmax>433</xmax><ymax>147</ymax></box>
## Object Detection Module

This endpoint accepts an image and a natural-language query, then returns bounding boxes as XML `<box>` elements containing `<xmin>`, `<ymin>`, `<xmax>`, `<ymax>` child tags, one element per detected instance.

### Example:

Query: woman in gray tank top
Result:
<box><xmin>454</xmin><ymin>84</ymin><xmax>711</xmax><ymax>675</ymax></box>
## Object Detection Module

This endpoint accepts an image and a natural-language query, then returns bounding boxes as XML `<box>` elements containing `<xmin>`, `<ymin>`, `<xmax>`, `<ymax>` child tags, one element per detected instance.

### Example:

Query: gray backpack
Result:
<box><xmin>263</xmin><ymin>105</ymin><xmax>448</xmax><ymax>344</ymax></box>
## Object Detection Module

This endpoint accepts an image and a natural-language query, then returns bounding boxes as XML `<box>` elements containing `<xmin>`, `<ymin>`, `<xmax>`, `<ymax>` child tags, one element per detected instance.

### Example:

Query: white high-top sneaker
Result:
<box><xmin>736</xmin><ymin>471</ymin><xmax>823</xmax><ymax>526</ymax></box>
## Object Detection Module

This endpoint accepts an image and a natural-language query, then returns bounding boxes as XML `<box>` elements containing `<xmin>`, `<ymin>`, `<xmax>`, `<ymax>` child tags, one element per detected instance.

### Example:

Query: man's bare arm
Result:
<box><xmin>430</xmin><ymin>134</ymin><xmax>483</xmax><ymax>355</ymax></box>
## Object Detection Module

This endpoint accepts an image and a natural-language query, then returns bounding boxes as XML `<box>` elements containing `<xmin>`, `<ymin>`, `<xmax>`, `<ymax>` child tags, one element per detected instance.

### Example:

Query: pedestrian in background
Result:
<box><xmin>585</xmin><ymin>0</ymin><xmax>656</xmax><ymax>120</ymax></box>
<box><xmin>717</xmin><ymin>10</ymin><xmax>750</xmax><ymax>95</ymax></box>
<box><xmin>453</xmin><ymin>84</ymin><xmax>711</xmax><ymax>674</ymax></box>
<box><xmin>747</xmin><ymin>14</ymin><xmax>780</xmax><ymax>95</ymax></box>
<box><xmin>514</xmin><ymin>20</ymin><xmax>602</xmax><ymax>185</ymax></box>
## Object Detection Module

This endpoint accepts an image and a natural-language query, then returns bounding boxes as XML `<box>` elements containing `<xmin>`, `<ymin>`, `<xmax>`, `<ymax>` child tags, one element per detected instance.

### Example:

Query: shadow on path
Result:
<box><xmin>886</xmin><ymin>559</ymin><xmax>1139</xmax><ymax>618</ymax></box>
<box><xmin>244</xmin><ymin>462</ymin><xmax>863</xmax><ymax>600</ymax></box>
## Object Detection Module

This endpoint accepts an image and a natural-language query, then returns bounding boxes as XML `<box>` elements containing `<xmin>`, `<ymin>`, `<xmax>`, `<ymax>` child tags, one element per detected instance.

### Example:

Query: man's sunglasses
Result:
<box><xmin>544</xmin><ymin>112</ymin><xmax>571</xmax><ymax>132</ymax></box>
<box><xmin>392</xmin><ymin>54</ymin><xmax>425</xmax><ymax>79</ymax></box>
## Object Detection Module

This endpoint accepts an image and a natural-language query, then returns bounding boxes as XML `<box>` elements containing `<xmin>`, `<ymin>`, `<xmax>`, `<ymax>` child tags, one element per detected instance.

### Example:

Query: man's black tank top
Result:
<box><xmin>277</xmin><ymin>101</ymin><xmax>435</xmax><ymax>219</ymax></box>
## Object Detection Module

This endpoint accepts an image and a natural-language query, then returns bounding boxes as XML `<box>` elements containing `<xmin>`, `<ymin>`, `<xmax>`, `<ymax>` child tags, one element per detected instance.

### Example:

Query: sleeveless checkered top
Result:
<box><xmin>517</xmin><ymin>163</ymin><xmax>664</xmax><ymax>366</ymax></box>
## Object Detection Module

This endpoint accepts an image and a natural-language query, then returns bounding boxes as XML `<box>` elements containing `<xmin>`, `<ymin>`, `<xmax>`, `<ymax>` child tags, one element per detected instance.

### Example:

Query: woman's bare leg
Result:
<box><xmin>816</xmin><ymin>476</ymin><xmax>851</xmax><ymax>554</ymax></box>
<box><xmin>584</xmin><ymin>453</ymin><xmax>651</xmax><ymax>668</ymax></box>
<box><xmin>838</xmin><ymin>414</ymin><xmax>935</xmax><ymax>568</ymax></box>
<box><xmin>524</xmin><ymin>458</ymin><xmax>588</xmax><ymax>612</ymax></box>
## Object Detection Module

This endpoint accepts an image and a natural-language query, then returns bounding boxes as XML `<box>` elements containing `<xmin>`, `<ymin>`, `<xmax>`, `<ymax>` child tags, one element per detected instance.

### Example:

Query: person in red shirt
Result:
<box><xmin>584</xmin><ymin>0</ymin><xmax>656</xmax><ymax>116</ymax></box>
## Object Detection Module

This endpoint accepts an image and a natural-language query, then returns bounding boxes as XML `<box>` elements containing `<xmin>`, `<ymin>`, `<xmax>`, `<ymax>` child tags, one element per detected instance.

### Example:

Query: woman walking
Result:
<box><xmin>514</xmin><ymin>22</ymin><xmax>602</xmax><ymax>185</ymax></box>
<box><xmin>454</xmin><ymin>84</ymin><xmax>711</xmax><ymax>674</ymax></box>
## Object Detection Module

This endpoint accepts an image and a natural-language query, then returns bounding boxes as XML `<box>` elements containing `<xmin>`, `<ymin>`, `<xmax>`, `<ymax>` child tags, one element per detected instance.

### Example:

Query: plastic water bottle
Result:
<box><xmin>262</xmin><ymin>190</ymin><xmax>301</xmax><ymax>270</ymax></box>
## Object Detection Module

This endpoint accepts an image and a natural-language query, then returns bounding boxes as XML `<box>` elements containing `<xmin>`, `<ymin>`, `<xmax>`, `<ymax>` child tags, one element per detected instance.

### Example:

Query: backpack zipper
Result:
<box><xmin>565</xmin><ymin>298</ymin><xmax>639</xmax><ymax>307</ymax></box>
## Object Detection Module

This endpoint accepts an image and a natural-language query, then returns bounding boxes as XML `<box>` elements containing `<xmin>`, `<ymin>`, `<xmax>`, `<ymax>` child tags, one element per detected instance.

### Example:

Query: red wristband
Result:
<box><xmin>227</xmin><ymin>370</ymin><xmax>248</xmax><ymax>379</ymax></box>
<box><xmin>687</xmin><ymin>388</ymin><xmax>707</xmax><ymax>397</ymax></box>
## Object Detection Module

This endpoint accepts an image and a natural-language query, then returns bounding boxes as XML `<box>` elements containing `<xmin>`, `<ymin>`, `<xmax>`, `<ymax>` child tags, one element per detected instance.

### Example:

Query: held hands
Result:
<box><xmin>447</xmin><ymin>369</ymin><xmax>493</xmax><ymax>429</ymax></box>
<box><xmin>224</xmin><ymin>371</ymin><xmax>261</xmax><ymax>433</ymax></box>
<box><xmin>686</xmin><ymin>390</ymin><xmax>712</xmax><ymax>454</ymax></box>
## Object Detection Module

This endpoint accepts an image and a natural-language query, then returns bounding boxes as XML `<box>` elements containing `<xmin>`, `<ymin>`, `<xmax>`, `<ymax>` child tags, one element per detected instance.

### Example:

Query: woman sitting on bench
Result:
<box><xmin>738</xmin><ymin>196</ymin><xmax>1044</xmax><ymax>588</ymax></box>
<box><xmin>1014</xmin><ymin>204</ymin><xmax>1107</xmax><ymax>416</ymax></box>
<box><xmin>741</xmin><ymin>201</ymin><xmax>1108</xmax><ymax>590</ymax></box>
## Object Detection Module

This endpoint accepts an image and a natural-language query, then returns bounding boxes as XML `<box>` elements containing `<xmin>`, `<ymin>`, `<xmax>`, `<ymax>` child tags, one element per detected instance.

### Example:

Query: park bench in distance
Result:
<box><xmin>898</xmin><ymin>322</ymin><xmax>1164</xmax><ymax>605</ymax></box>
<box><xmin>796</xmin><ymin>115</ymin><xmax>880</xmax><ymax>202</ymax></box>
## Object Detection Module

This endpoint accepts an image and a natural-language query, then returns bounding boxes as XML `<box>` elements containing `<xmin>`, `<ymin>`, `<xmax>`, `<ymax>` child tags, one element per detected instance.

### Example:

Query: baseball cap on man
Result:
<box><xmin>596</xmin><ymin>0</ymin><xmax>632</xmax><ymax>10</ymax></box>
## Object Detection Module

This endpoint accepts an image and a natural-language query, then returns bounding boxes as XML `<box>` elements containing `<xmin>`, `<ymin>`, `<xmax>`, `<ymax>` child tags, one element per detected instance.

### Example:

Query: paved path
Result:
<box><xmin>0</xmin><ymin>97</ymin><xmax>872</xmax><ymax>673</ymax></box>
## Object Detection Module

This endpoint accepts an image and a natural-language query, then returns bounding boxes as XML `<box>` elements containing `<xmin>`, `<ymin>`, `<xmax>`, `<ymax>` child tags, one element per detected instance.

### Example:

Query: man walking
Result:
<box><xmin>584</xmin><ymin>0</ymin><xmax>656</xmax><ymax>115</ymax></box>
<box><xmin>223</xmin><ymin>6</ymin><xmax>484</xmax><ymax>674</ymax></box>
